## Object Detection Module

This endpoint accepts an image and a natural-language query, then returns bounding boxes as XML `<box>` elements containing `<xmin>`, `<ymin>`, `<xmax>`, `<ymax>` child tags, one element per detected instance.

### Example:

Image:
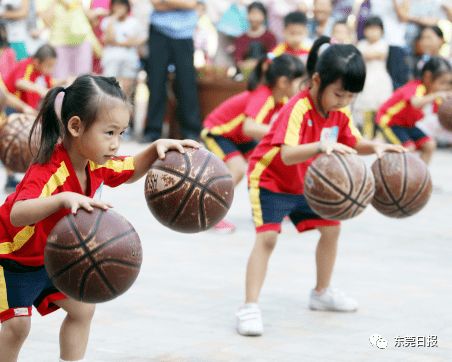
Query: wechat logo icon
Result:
<box><xmin>370</xmin><ymin>334</ymin><xmax>388</xmax><ymax>349</ymax></box>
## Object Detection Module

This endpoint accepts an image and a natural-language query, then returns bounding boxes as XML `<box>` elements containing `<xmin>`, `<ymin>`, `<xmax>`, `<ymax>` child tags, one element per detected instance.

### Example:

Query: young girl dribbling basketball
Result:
<box><xmin>236</xmin><ymin>36</ymin><xmax>405</xmax><ymax>336</ymax></box>
<box><xmin>0</xmin><ymin>75</ymin><xmax>198</xmax><ymax>362</ymax></box>
<box><xmin>376</xmin><ymin>56</ymin><xmax>452</xmax><ymax>164</ymax></box>
<box><xmin>201</xmin><ymin>54</ymin><xmax>304</xmax><ymax>232</ymax></box>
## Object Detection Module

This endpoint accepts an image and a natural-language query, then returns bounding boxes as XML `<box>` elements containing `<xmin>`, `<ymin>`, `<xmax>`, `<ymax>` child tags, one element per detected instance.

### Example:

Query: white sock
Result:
<box><xmin>59</xmin><ymin>359</ymin><xmax>85</xmax><ymax>362</ymax></box>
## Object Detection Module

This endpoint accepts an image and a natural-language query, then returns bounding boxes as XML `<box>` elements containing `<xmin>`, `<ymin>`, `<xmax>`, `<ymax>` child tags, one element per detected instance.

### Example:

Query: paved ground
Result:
<box><xmin>5</xmin><ymin>141</ymin><xmax>452</xmax><ymax>362</ymax></box>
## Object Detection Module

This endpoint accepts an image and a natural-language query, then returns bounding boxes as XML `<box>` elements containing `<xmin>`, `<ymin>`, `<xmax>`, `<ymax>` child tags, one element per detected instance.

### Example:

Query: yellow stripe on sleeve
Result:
<box><xmin>254</xmin><ymin>97</ymin><xmax>275</xmax><ymax>124</ymax></box>
<box><xmin>208</xmin><ymin>114</ymin><xmax>246</xmax><ymax>136</ymax></box>
<box><xmin>283</xmin><ymin>98</ymin><xmax>311</xmax><ymax>146</ymax></box>
<box><xmin>89</xmin><ymin>157</ymin><xmax>135</xmax><ymax>173</ymax></box>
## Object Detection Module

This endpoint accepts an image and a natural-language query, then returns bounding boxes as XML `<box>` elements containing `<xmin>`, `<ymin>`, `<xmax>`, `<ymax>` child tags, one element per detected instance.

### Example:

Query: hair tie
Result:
<box><xmin>54</xmin><ymin>89</ymin><xmax>65</xmax><ymax>122</ymax></box>
<box><xmin>266</xmin><ymin>52</ymin><xmax>275</xmax><ymax>64</ymax></box>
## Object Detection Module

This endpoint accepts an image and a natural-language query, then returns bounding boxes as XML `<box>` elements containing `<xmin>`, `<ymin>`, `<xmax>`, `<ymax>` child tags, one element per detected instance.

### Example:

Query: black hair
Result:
<box><xmin>248</xmin><ymin>53</ymin><xmax>305</xmax><ymax>91</ymax></box>
<box><xmin>0</xmin><ymin>24</ymin><xmax>8</xmax><ymax>48</ymax></box>
<box><xmin>284</xmin><ymin>11</ymin><xmax>308</xmax><ymax>27</ymax></box>
<box><xmin>247</xmin><ymin>1</ymin><xmax>267</xmax><ymax>19</ymax></box>
<box><xmin>33</xmin><ymin>44</ymin><xmax>57</xmax><ymax>62</ymax></box>
<box><xmin>419</xmin><ymin>25</ymin><xmax>444</xmax><ymax>40</ymax></box>
<box><xmin>30</xmin><ymin>75</ymin><xmax>128</xmax><ymax>164</ymax></box>
<box><xmin>306</xmin><ymin>36</ymin><xmax>365</xmax><ymax>113</ymax></box>
<box><xmin>364</xmin><ymin>16</ymin><xmax>384</xmax><ymax>31</ymax></box>
<box><xmin>420</xmin><ymin>56</ymin><xmax>451</xmax><ymax>81</ymax></box>
<box><xmin>110</xmin><ymin>0</ymin><xmax>131</xmax><ymax>13</ymax></box>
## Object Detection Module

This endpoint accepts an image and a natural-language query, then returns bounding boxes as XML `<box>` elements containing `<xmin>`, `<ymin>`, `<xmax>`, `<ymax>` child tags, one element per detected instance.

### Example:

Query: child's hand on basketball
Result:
<box><xmin>373</xmin><ymin>143</ymin><xmax>406</xmax><ymax>158</ymax></box>
<box><xmin>58</xmin><ymin>192</ymin><xmax>113</xmax><ymax>214</ymax></box>
<box><xmin>153</xmin><ymin>139</ymin><xmax>201</xmax><ymax>159</ymax></box>
<box><xmin>320</xmin><ymin>142</ymin><xmax>357</xmax><ymax>155</ymax></box>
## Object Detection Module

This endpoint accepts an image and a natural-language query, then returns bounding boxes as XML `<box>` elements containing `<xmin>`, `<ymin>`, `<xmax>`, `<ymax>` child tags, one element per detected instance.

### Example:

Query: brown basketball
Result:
<box><xmin>371</xmin><ymin>152</ymin><xmax>432</xmax><ymax>218</ymax></box>
<box><xmin>145</xmin><ymin>147</ymin><xmax>234</xmax><ymax>233</ymax></box>
<box><xmin>304</xmin><ymin>153</ymin><xmax>375</xmax><ymax>220</ymax></box>
<box><xmin>44</xmin><ymin>209</ymin><xmax>142</xmax><ymax>303</ymax></box>
<box><xmin>438</xmin><ymin>98</ymin><xmax>452</xmax><ymax>131</ymax></box>
<box><xmin>0</xmin><ymin>113</ymin><xmax>38</xmax><ymax>172</ymax></box>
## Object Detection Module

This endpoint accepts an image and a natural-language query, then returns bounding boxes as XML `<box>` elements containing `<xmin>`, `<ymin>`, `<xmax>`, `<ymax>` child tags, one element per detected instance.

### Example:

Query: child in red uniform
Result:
<box><xmin>236</xmin><ymin>36</ymin><xmax>404</xmax><ymax>336</ymax></box>
<box><xmin>5</xmin><ymin>44</ymin><xmax>57</xmax><ymax>110</ymax></box>
<box><xmin>272</xmin><ymin>11</ymin><xmax>311</xmax><ymax>63</ymax></box>
<box><xmin>376</xmin><ymin>56</ymin><xmax>452</xmax><ymax>164</ymax></box>
<box><xmin>201</xmin><ymin>54</ymin><xmax>304</xmax><ymax>232</ymax></box>
<box><xmin>0</xmin><ymin>75</ymin><xmax>198</xmax><ymax>362</ymax></box>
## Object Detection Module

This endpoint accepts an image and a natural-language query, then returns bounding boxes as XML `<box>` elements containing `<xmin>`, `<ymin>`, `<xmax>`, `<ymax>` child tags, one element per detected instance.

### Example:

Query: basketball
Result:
<box><xmin>44</xmin><ymin>208</ymin><xmax>142</xmax><ymax>303</ymax></box>
<box><xmin>371</xmin><ymin>152</ymin><xmax>432</xmax><ymax>218</ymax></box>
<box><xmin>438</xmin><ymin>98</ymin><xmax>452</xmax><ymax>131</ymax></box>
<box><xmin>304</xmin><ymin>153</ymin><xmax>375</xmax><ymax>220</ymax></box>
<box><xmin>0</xmin><ymin>113</ymin><xmax>38</xmax><ymax>172</ymax></box>
<box><xmin>144</xmin><ymin>147</ymin><xmax>234</xmax><ymax>233</ymax></box>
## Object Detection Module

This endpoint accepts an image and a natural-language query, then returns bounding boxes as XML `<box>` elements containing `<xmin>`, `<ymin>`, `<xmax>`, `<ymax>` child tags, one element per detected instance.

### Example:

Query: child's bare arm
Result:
<box><xmin>242</xmin><ymin>118</ymin><xmax>270</xmax><ymax>140</ymax></box>
<box><xmin>15</xmin><ymin>79</ymin><xmax>48</xmax><ymax>97</ymax></box>
<box><xmin>411</xmin><ymin>91</ymin><xmax>452</xmax><ymax>109</ymax></box>
<box><xmin>10</xmin><ymin>192</ymin><xmax>112</xmax><ymax>227</ymax></box>
<box><xmin>281</xmin><ymin>142</ymin><xmax>356</xmax><ymax>166</ymax></box>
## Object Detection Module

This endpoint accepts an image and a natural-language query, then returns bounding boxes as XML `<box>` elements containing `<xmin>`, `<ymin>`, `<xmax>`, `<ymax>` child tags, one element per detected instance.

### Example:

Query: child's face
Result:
<box><xmin>428</xmin><ymin>72</ymin><xmax>452</xmax><ymax>93</ymax></box>
<box><xmin>248</xmin><ymin>8</ymin><xmax>265</xmax><ymax>29</ymax></box>
<box><xmin>36</xmin><ymin>58</ymin><xmax>56</xmax><ymax>75</ymax></box>
<box><xmin>284</xmin><ymin>24</ymin><xmax>307</xmax><ymax>49</ymax></box>
<box><xmin>315</xmin><ymin>77</ymin><xmax>355</xmax><ymax>113</ymax></box>
<box><xmin>77</xmin><ymin>101</ymin><xmax>130</xmax><ymax>165</ymax></box>
<box><xmin>418</xmin><ymin>28</ymin><xmax>443</xmax><ymax>55</ymax></box>
<box><xmin>332</xmin><ymin>24</ymin><xmax>351</xmax><ymax>44</ymax></box>
<box><xmin>112</xmin><ymin>3</ymin><xmax>128</xmax><ymax>18</ymax></box>
<box><xmin>364</xmin><ymin>25</ymin><xmax>382</xmax><ymax>43</ymax></box>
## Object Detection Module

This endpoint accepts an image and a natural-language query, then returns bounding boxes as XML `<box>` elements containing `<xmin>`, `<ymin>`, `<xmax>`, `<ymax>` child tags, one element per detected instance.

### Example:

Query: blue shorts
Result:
<box><xmin>249</xmin><ymin>187</ymin><xmax>340</xmax><ymax>233</ymax></box>
<box><xmin>0</xmin><ymin>261</ymin><xmax>65</xmax><ymax>323</ymax></box>
<box><xmin>201</xmin><ymin>130</ymin><xmax>257</xmax><ymax>161</ymax></box>
<box><xmin>380</xmin><ymin>125</ymin><xmax>431</xmax><ymax>150</ymax></box>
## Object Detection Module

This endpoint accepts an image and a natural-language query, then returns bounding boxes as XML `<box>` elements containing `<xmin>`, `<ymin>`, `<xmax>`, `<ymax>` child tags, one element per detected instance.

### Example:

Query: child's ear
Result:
<box><xmin>312</xmin><ymin>72</ymin><xmax>321</xmax><ymax>88</ymax></box>
<box><xmin>67</xmin><ymin>116</ymin><xmax>84</xmax><ymax>137</ymax></box>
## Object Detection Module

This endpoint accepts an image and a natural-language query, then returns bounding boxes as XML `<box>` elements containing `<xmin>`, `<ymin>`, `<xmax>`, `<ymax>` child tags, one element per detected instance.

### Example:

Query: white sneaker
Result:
<box><xmin>236</xmin><ymin>303</ymin><xmax>263</xmax><ymax>336</ymax></box>
<box><xmin>309</xmin><ymin>287</ymin><xmax>358</xmax><ymax>312</ymax></box>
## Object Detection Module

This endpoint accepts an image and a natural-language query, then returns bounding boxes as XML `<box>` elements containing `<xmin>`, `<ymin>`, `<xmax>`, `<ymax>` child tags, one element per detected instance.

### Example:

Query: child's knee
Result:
<box><xmin>67</xmin><ymin>303</ymin><xmax>96</xmax><ymax>322</ymax></box>
<box><xmin>318</xmin><ymin>225</ymin><xmax>341</xmax><ymax>240</ymax></box>
<box><xmin>422</xmin><ymin>140</ymin><xmax>437</xmax><ymax>153</ymax></box>
<box><xmin>2</xmin><ymin>317</ymin><xmax>31</xmax><ymax>342</ymax></box>
<box><xmin>256</xmin><ymin>232</ymin><xmax>278</xmax><ymax>252</ymax></box>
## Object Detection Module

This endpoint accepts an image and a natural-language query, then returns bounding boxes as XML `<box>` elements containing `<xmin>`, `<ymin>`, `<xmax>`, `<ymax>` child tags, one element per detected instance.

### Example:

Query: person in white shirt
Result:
<box><xmin>101</xmin><ymin>0</ymin><xmax>144</xmax><ymax>98</ymax></box>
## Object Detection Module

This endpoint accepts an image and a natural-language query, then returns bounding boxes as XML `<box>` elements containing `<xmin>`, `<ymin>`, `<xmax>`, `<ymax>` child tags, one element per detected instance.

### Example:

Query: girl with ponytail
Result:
<box><xmin>237</xmin><ymin>37</ymin><xmax>404</xmax><ymax>337</ymax></box>
<box><xmin>0</xmin><ymin>74</ymin><xmax>199</xmax><ymax>361</ymax></box>
<box><xmin>201</xmin><ymin>53</ymin><xmax>304</xmax><ymax>232</ymax></box>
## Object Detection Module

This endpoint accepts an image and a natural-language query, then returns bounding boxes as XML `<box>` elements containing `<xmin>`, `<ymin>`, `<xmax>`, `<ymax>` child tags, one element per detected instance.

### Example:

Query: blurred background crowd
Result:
<box><xmin>0</xmin><ymin>0</ymin><xmax>451</xmax><ymax>145</ymax></box>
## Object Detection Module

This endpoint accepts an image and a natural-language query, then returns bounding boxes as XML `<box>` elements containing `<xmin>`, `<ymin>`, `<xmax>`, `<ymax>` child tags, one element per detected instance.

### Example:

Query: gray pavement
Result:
<box><xmin>5</xmin><ymin>141</ymin><xmax>451</xmax><ymax>362</ymax></box>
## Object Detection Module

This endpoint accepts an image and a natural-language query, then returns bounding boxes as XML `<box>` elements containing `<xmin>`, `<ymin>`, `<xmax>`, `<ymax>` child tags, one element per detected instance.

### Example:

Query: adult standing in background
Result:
<box><xmin>371</xmin><ymin>0</ymin><xmax>410</xmax><ymax>89</ymax></box>
<box><xmin>264</xmin><ymin>0</ymin><xmax>307</xmax><ymax>43</ymax></box>
<box><xmin>141</xmin><ymin>0</ymin><xmax>201</xmax><ymax>143</ymax></box>
<box><xmin>307</xmin><ymin>0</ymin><xmax>335</xmax><ymax>41</ymax></box>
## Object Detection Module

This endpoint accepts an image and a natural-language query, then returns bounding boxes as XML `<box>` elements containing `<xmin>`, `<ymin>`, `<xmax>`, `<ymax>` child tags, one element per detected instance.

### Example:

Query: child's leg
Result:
<box><xmin>225</xmin><ymin>155</ymin><xmax>248</xmax><ymax>186</ymax></box>
<box><xmin>419</xmin><ymin>139</ymin><xmax>436</xmax><ymax>165</ymax></box>
<box><xmin>245</xmin><ymin>231</ymin><xmax>279</xmax><ymax>303</ymax></box>
<box><xmin>54</xmin><ymin>299</ymin><xmax>95</xmax><ymax>361</ymax></box>
<box><xmin>314</xmin><ymin>225</ymin><xmax>340</xmax><ymax>292</ymax></box>
<box><xmin>0</xmin><ymin>317</ymin><xmax>31</xmax><ymax>362</ymax></box>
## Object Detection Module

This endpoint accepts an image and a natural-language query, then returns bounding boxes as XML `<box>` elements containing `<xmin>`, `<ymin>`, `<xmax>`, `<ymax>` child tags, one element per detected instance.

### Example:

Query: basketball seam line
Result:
<box><xmin>66</xmin><ymin>212</ymin><xmax>118</xmax><ymax>300</ymax></box>
<box><xmin>399</xmin><ymin>172</ymin><xmax>431</xmax><ymax>211</ymax></box>
<box><xmin>334</xmin><ymin>153</ymin><xmax>354</xmax><ymax>198</ymax></box>
<box><xmin>170</xmin><ymin>152</ymin><xmax>212</xmax><ymax>225</ymax></box>
<box><xmin>376</xmin><ymin>156</ymin><xmax>410</xmax><ymax>216</ymax></box>
<box><xmin>49</xmin><ymin>228</ymin><xmax>137</xmax><ymax>279</ymax></box>
<box><xmin>148</xmin><ymin>165</ymin><xmax>232</xmax><ymax>208</ymax></box>
<box><xmin>351</xmin><ymin>161</ymin><xmax>371</xmax><ymax>218</ymax></box>
<box><xmin>308</xmin><ymin>166</ymin><xmax>368</xmax><ymax>208</ymax></box>
<box><xmin>397</xmin><ymin>152</ymin><xmax>409</xmax><ymax>203</ymax></box>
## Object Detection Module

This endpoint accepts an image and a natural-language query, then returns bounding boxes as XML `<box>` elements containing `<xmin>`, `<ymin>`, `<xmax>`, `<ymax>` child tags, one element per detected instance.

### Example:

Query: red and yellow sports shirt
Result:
<box><xmin>376</xmin><ymin>80</ymin><xmax>440</xmax><ymax>128</ymax></box>
<box><xmin>0</xmin><ymin>144</ymin><xmax>134</xmax><ymax>267</ymax></box>
<box><xmin>247</xmin><ymin>88</ymin><xmax>361</xmax><ymax>195</ymax></box>
<box><xmin>203</xmin><ymin>85</ymin><xmax>287</xmax><ymax>144</ymax></box>
<box><xmin>272</xmin><ymin>42</ymin><xmax>310</xmax><ymax>60</ymax></box>
<box><xmin>4</xmin><ymin>58</ymin><xmax>53</xmax><ymax>109</ymax></box>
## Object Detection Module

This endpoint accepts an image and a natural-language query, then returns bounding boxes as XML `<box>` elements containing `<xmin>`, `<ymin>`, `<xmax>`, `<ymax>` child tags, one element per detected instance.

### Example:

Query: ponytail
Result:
<box><xmin>30</xmin><ymin>87</ymin><xmax>65</xmax><ymax>164</ymax></box>
<box><xmin>248</xmin><ymin>53</ymin><xmax>305</xmax><ymax>91</ymax></box>
<box><xmin>306</xmin><ymin>36</ymin><xmax>331</xmax><ymax>79</ymax></box>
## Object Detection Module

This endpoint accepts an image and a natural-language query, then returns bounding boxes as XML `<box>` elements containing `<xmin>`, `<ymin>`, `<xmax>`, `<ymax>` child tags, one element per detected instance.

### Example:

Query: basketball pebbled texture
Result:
<box><xmin>0</xmin><ymin>113</ymin><xmax>38</xmax><ymax>173</ymax></box>
<box><xmin>371</xmin><ymin>152</ymin><xmax>432</xmax><ymax>218</ymax></box>
<box><xmin>145</xmin><ymin>147</ymin><xmax>234</xmax><ymax>233</ymax></box>
<box><xmin>304</xmin><ymin>152</ymin><xmax>375</xmax><ymax>220</ymax></box>
<box><xmin>45</xmin><ymin>209</ymin><xmax>142</xmax><ymax>303</ymax></box>
<box><xmin>438</xmin><ymin>98</ymin><xmax>452</xmax><ymax>131</ymax></box>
